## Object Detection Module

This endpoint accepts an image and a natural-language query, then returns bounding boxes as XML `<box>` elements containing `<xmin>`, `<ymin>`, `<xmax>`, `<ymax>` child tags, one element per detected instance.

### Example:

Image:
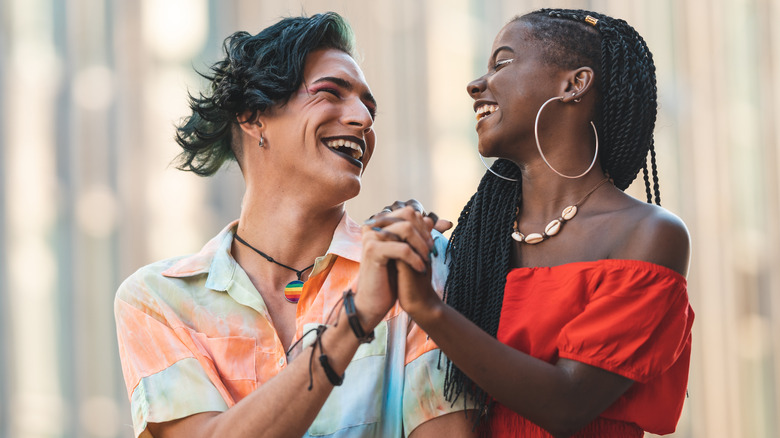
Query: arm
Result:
<box><xmin>148</xmin><ymin>310</ymin><xmax>364</xmax><ymax>438</ymax></box>
<box><xmin>142</xmin><ymin>209</ymin><xmax>436</xmax><ymax>438</ymax></box>
<box><xmin>393</xmin><ymin>208</ymin><xmax>691</xmax><ymax>437</ymax></box>
<box><xmin>395</xmin><ymin>263</ymin><xmax>632</xmax><ymax>438</ymax></box>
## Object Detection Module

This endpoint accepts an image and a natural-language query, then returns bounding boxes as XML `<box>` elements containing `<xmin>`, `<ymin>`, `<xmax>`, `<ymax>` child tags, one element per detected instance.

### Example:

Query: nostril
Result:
<box><xmin>467</xmin><ymin>77</ymin><xmax>486</xmax><ymax>96</ymax></box>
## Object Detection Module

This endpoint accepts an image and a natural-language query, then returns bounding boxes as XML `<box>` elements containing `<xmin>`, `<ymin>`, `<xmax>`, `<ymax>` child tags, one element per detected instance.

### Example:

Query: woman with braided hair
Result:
<box><xmin>370</xmin><ymin>8</ymin><xmax>694</xmax><ymax>437</ymax></box>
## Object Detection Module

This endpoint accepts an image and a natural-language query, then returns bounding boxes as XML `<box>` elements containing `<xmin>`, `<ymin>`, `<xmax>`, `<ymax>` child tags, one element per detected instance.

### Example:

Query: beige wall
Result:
<box><xmin>1</xmin><ymin>0</ymin><xmax>777</xmax><ymax>437</ymax></box>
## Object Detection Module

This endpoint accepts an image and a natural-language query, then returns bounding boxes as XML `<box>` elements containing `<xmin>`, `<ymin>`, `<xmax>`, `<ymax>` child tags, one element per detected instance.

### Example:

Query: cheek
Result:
<box><xmin>362</xmin><ymin>130</ymin><xmax>377</xmax><ymax>167</ymax></box>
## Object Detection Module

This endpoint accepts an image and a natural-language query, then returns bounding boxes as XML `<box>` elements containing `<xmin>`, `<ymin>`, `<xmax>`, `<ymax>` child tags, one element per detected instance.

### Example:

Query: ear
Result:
<box><xmin>236</xmin><ymin>110</ymin><xmax>263</xmax><ymax>142</ymax></box>
<box><xmin>560</xmin><ymin>67</ymin><xmax>595</xmax><ymax>103</ymax></box>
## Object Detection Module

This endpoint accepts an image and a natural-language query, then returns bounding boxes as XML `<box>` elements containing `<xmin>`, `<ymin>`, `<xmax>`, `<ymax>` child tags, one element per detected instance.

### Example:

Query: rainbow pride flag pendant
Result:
<box><xmin>284</xmin><ymin>280</ymin><xmax>304</xmax><ymax>303</ymax></box>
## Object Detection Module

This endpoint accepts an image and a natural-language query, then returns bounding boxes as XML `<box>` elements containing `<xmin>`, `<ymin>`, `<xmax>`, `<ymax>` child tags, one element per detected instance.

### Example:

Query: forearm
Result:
<box><xmin>401</xmin><ymin>268</ymin><xmax>631</xmax><ymax>436</ymax></box>
<box><xmin>150</xmin><ymin>310</ymin><xmax>363</xmax><ymax>438</ymax></box>
<box><xmin>410</xmin><ymin>301</ymin><xmax>572</xmax><ymax>425</ymax></box>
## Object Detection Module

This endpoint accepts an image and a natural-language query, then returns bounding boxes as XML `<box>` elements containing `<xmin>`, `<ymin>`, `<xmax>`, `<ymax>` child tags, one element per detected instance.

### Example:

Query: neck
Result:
<box><xmin>519</xmin><ymin>164</ymin><xmax>609</xmax><ymax>222</ymax></box>
<box><xmin>234</xmin><ymin>186</ymin><xmax>346</xmax><ymax>286</ymax></box>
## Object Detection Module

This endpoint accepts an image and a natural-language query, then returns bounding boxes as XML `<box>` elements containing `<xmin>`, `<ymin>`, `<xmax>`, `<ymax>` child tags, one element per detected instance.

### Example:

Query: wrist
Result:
<box><xmin>406</xmin><ymin>294</ymin><xmax>444</xmax><ymax>327</ymax></box>
<box><xmin>342</xmin><ymin>289</ymin><xmax>376</xmax><ymax>344</ymax></box>
<box><xmin>351</xmin><ymin>291</ymin><xmax>388</xmax><ymax>331</ymax></box>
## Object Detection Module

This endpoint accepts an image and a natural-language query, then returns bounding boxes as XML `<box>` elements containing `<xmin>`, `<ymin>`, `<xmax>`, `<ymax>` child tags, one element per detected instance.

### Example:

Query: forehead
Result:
<box><xmin>303</xmin><ymin>49</ymin><xmax>369</xmax><ymax>87</ymax></box>
<box><xmin>491</xmin><ymin>21</ymin><xmax>536</xmax><ymax>56</ymax></box>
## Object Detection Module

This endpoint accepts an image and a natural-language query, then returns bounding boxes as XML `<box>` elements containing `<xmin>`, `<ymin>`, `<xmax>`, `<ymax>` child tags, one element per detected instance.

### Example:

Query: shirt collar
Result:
<box><xmin>160</xmin><ymin>214</ymin><xmax>362</xmax><ymax>289</ymax></box>
<box><xmin>323</xmin><ymin>213</ymin><xmax>362</xmax><ymax>262</ymax></box>
<box><xmin>160</xmin><ymin>220</ymin><xmax>238</xmax><ymax>291</ymax></box>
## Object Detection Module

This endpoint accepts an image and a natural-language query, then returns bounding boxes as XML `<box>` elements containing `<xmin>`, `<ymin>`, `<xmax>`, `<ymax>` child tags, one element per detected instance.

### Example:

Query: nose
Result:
<box><xmin>342</xmin><ymin>97</ymin><xmax>374</xmax><ymax>133</ymax></box>
<box><xmin>467</xmin><ymin>76</ymin><xmax>487</xmax><ymax>99</ymax></box>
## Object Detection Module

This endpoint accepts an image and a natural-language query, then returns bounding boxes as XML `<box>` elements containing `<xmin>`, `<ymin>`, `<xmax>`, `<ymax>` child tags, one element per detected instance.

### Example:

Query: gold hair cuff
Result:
<box><xmin>585</xmin><ymin>15</ymin><xmax>598</xmax><ymax>26</ymax></box>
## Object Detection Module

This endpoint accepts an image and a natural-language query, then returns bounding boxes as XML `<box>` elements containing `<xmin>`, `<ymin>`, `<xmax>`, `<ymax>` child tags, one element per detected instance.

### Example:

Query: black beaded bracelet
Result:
<box><xmin>343</xmin><ymin>289</ymin><xmax>375</xmax><ymax>344</ymax></box>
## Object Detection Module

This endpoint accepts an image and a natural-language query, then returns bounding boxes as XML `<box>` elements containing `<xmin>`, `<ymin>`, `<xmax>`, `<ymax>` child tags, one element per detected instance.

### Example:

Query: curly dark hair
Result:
<box><xmin>174</xmin><ymin>12</ymin><xmax>356</xmax><ymax>176</ymax></box>
<box><xmin>442</xmin><ymin>8</ymin><xmax>661</xmax><ymax>419</ymax></box>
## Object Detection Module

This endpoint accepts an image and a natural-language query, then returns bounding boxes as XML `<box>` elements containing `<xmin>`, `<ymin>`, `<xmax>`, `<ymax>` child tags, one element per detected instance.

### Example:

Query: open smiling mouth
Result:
<box><xmin>475</xmin><ymin>104</ymin><xmax>499</xmax><ymax>121</ymax></box>
<box><xmin>323</xmin><ymin>136</ymin><xmax>365</xmax><ymax>167</ymax></box>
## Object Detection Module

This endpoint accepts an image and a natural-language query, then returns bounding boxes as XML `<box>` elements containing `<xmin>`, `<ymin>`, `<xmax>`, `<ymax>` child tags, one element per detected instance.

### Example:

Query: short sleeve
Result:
<box><xmin>115</xmin><ymin>276</ymin><xmax>230</xmax><ymax>437</ymax></box>
<box><xmin>557</xmin><ymin>263</ymin><xmax>694</xmax><ymax>383</ymax></box>
<box><xmin>402</xmin><ymin>350</ymin><xmax>471</xmax><ymax>437</ymax></box>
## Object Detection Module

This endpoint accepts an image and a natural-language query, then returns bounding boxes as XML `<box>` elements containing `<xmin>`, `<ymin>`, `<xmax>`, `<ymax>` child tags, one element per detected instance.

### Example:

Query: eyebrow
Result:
<box><xmin>312</xmin><ymin>76</ymin><xmax>378</xmax><ymax>111</ymax></box>
<box><xmin>491</xmin><ymin>45</ymin><xmax>515</xmax><ymax>61</ymax></box>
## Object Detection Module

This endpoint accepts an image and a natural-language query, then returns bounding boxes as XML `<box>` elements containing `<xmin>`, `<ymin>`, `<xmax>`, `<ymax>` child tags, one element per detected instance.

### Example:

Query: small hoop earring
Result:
<box><xmin>258</xmin><ymin>135</ymin><xmax>265</xmax><ymax>147</ymax></box>
<box><xmin>534</xmin><ymin>96</ymin><xmax>599</xmax><ymax>179</ymax></box>
<box><xmin>478</xmin><ymin>153</ymin><xmax>518</xmax><ymax>182</ymax></box>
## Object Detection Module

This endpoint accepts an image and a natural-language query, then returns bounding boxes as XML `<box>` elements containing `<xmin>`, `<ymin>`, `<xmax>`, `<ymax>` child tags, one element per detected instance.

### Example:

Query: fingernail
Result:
<box><xmin>364</xmin><ymin>218</ymin><xmax>376</xmax><ymax>225</ymax></box>
<box><xmin>371</xmin><ymin>226</ymin><xmax>382</xmax><ymax>232</ymax></box>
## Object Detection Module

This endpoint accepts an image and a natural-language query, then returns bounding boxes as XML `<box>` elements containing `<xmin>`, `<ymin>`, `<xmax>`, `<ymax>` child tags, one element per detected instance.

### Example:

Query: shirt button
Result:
<box><xmin>278</xmin><ymin>357</ymin><xmax>285</xmax><ymax>367</ymax></box>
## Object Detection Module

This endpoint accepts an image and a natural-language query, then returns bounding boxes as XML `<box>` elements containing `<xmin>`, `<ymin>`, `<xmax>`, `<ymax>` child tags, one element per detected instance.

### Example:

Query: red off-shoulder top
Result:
<box><xmin>487</xmin><ymin>259</ymin><xmax>694</xmax><ymax>437</ymax></box>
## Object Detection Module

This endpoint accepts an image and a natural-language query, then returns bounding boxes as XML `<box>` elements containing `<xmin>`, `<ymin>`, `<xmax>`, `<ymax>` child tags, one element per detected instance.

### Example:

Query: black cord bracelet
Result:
<box><xmin>318</xmin><ymin>354</ymin><xmax>344</xmax><ymax>386</ymax></box>
<box><xmin>343</xmin><ymin>289</ymin><xmax>375</xmax><ymax>344</ymax></box>
<box><xmin>313</xmin><ymin>325</ymin><xmax>344</xmax><ymax>387</ymax></box>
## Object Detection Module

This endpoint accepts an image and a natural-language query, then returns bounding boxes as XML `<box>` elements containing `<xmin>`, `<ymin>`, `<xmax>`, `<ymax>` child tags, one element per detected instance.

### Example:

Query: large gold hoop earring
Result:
<box><xmin>534</xmin><ymin>96</ymin><xmax>599</xmax><ymax>179</ymax></box>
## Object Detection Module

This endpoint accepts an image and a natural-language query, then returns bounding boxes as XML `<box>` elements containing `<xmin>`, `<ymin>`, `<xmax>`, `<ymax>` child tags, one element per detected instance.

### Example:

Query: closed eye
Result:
<box><xmin>493</xmin><ymin>58</ymin><xmax>513</xmax><ymax>71</ymax></box>
<box><xmin>319</xmin><ymin>88</ymin><xmax>341</xmax><ymax>98</ymax></box>
<box><xmin>309</xmin><ymin>77</ymin><xmax>378</xmax><ymax>120</ymax></box>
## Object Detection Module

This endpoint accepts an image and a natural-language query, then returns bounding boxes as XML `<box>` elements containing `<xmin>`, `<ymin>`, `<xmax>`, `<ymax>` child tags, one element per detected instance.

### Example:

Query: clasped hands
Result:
<box><xmin>353</xmin><ymin>200</ymin><xmax>452</xmax><ymax>332</ymax></box>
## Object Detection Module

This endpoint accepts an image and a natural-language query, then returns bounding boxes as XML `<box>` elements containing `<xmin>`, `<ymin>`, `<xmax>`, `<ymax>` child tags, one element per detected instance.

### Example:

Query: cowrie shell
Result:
<box><xmin>545</xmin><ymin>219</ymin><xmax>562</xmax><ymax>236</ymax></box>
<box><xmin>561</xmin><ymin>205</ymin><xmax>578</xmax><ymax>221</ymax></box>
<box><xmin>524</xmin><ymin>233</ymin><xmax>545</xmax><ymax>244</ymax></box>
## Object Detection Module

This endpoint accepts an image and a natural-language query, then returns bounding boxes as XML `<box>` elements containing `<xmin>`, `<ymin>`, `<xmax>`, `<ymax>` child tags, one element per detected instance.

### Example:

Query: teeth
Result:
<box><xmin>475</xmin><ymin>104</ymin><xmax>499</xmax><ymax>121</ymax></box>
<box><xmin>326</xmin><ymin>139</ymin><xmax>363</xmax><ymax>160</ymax></box>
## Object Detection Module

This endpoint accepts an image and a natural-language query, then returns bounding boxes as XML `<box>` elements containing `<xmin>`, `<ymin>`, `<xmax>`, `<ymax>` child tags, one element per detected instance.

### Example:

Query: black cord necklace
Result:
<box><xmin>234</xmin><ymin>233</ymin><xmax>315</xmax><ymax>304</ymax></box>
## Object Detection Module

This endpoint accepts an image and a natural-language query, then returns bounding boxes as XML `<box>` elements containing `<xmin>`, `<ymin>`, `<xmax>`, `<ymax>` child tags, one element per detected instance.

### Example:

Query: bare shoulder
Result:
<box><xmin>609</xmin><ymin>200</ymin><xmax>691</xmax><ymax>277</ymax></box>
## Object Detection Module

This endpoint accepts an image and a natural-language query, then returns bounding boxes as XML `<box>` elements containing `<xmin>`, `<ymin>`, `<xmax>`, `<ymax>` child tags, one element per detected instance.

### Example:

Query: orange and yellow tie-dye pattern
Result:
<box><xmin>115</xmin><ymin>214</ymin><xmax>459</xmax><ymax>438</ymax></box>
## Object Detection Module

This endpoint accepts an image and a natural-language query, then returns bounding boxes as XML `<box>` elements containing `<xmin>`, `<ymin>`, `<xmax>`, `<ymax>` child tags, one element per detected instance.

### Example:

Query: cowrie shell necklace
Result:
<box><xmin>512</xmin><ymin>177</ymin><xmax>610</xmax><ymax>244</ymax></box>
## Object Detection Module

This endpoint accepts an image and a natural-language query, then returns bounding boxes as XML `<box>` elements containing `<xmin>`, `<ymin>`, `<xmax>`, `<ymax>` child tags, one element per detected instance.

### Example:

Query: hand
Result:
<box><xmin>355</xmin><ymin>207</ymin><xmax>435</xmax><ymax>330</ymax></box>
<box><xmin>372</xmin><ymin>199</ymin><xmax>453</xmax><ymax>234</ymax></box>
<box><xmin>395</xmin><ymin>260</ymin><xmax>442</xmax><ymax>321</ymax></box>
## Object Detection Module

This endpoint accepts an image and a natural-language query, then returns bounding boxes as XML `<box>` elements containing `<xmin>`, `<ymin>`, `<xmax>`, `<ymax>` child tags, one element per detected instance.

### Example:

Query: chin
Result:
<box><xmin>478</xmin><ymin>135</ymin><xmax>517</xmax><ymax>160</ymax></box>
<box><xmin>477</xmin><ymin>138</ymin><xmax>498</xmax><ymax>158</ymax></box>
<box><xmin>337</xmin><ymin>176</ymin><xmax>362</xmax><ymax>203</ymax></box>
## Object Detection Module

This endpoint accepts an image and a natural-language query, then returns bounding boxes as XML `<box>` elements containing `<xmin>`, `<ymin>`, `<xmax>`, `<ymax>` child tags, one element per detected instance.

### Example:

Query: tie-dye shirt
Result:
<box><xmin>115</xmin><ymin>214</ymin><xmax>459</xmax><ymax>438</ymax></box>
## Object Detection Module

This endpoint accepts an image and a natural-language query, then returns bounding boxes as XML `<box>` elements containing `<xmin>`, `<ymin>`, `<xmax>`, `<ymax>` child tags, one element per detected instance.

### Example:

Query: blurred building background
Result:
<box><xmin>1</xmin><ymin>0</ymin><xmax>778</xmax><ymax>437</ymax></box>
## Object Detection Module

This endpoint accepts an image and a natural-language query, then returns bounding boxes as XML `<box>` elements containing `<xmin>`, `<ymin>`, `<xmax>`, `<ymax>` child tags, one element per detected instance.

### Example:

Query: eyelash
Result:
<box><xmin>314</xmin><ymin>86</ymin><xmax>376</xmax><ymax>120</ymax></box>
<box><xmin>319</xmin><ymin>88</ymin><xmax>341</xmax><ymax>98</ymax></box>
<box><xmin>493</xmin><ymin>59</ymin><xmax>514</xmax><ymax>71</ymax></box>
